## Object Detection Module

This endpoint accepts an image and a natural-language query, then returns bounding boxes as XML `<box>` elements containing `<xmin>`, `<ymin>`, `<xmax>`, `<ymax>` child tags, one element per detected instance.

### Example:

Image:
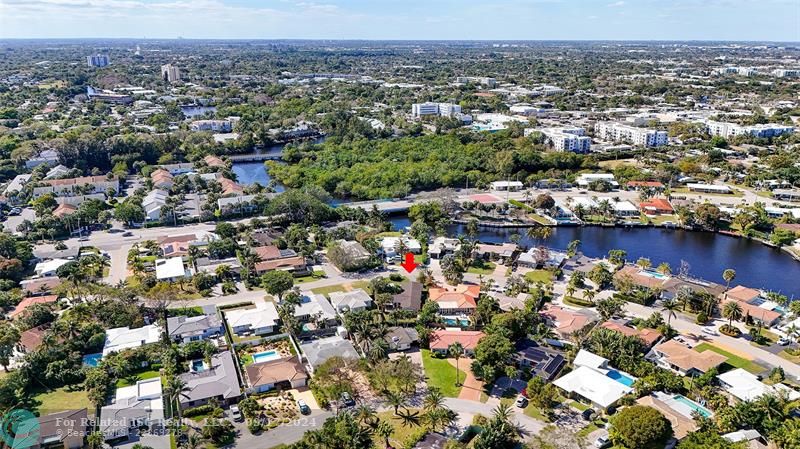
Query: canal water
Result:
<box><xmin>231</xmin><ymin>137</ymin><xmax>326</xmax><ymax>189</ymax></box>
<box><xmin>389</xmin><ymin>216</ymin><xmax>800</xmax><ymax>298</ymax></box>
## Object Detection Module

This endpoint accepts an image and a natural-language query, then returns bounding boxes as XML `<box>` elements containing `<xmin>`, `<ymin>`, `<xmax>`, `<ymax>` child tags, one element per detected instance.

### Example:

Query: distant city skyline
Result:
<box><xmin>0</xmin><ymin>0</ymin><xmax>798</xmax><ymax>42</ymax></box>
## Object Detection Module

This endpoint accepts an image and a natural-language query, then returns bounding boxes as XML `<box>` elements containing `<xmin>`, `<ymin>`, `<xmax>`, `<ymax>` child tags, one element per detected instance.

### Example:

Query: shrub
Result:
<box><xmin>695</xmin><ymin>312</ymin><xmax>708</xmax><ymax>324</ymax></box>
<box><xmin>247</xmin><ymin>420</ymin><xmax>263</xmax><ymax>434</ymax></box>
<box><xmin>720</xmin><ymin>324</ymin><xmax>741</xmax><ymax>337</ymax></box>
<box><xmin>183</xmin><ymin>404</ymin><xmax>214</xmax><ymax>418</ymax></box>
<box><xmin>219</xmin><ymin>301</ymin><xmax>254</xmax><ymax>310</ymax></box>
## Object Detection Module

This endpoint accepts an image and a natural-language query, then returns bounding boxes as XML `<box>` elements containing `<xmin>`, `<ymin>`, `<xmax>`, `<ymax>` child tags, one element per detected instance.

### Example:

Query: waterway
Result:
<box><xmin>231</xmin><ymin>137</ymin><xmax>326</xmax><ymax>189</ymax></box>
<box><xmin>389</xmin><ymin>216</ymin><xmax>800</xmax><ymax>298</ymax></box>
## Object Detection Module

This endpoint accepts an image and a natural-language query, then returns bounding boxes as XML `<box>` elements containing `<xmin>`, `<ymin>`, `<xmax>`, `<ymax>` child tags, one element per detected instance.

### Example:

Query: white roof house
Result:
<box><xmin>155</xmin><ymin>257</ymin><xmax>190</xmax><ymax>281</ymax></box>
<box><xmin>34</xmin><ymin>258</ymin><xmax>72</xmax><ymax>277</ymax></box>
<box><xmin>575</xmin><ymin>173</ymin><xmax>619</xmax><ymax>188</ymax></box>
<box><xmin>490</xmin><ymin>181</ymin><xmax>524</xmax><ymax>191</ymax></box>
<box><xmin>380</xmin><ymin>236</ymin><xmax>422</xmax><ymax>257</ymax></box>
<box><xmin>224</xmin><ymin>301</ymin><xmax>280</xmax><ymax>335</ymax></box>
<box><xmin>574</xmin><ymin>349</ymin><xmax>610</xmax><ymax>370</ymax></box>
<box><xmin>328</xmin><ymin>289</ymin><xmax>373</xmax><ymax>313</ymax></box>
<box><xmin>686</xmin><ymin>183</ymin><xmax>732</xmax><ymax>194</ymax></box>
<box><xmin>717</xmin><ymin>368</ymin><xmax>800</xmax><ymax>402</ymax></box>
<box><xmin>294</xmin><ymin>292</ymin><xmax>338</xmax><ymax>322</ymax></box>
<box><xmin>103</xmin><ymin>325</ymin><xmax>162</xmax><ymax>356</ymax></box>
<box><xmin>553</xmin><ymin>365</ymin><xmax>633</xmax><ymax>409</ymax></box>
<box><xmin>100</xmin><ymin>378</ymin><xmax>164</xmax><ymax>441</ymax></box>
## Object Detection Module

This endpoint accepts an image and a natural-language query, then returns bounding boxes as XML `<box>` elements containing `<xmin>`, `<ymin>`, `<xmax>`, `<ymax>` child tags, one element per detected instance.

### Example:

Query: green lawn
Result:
<box><xmin>568</xmin><ymin>400</ymin><xmax>590</xmax><ymax>412</ymax></box>
<box><xmin>525</xmin><ymin>269</ymin><xmax>554</xmax><ymax>285</ymax></box>
<box><xmin>311</xmin><ymin>281</ymin><xmax>369</xmax><ymax>296</ymax></box>
<box><xmin>564</xmin><ymin>296</ymin><xmax>594</xmax><ymax>308</ymax></box>
<box><xmin>420</xmin><ymin>349</ymin><xmax>465</xmax><ymax>398</ymax></box>
<box><xmin>116</xmin><ymin>369</ymin><xmax>162</xmax><ymax>387</ymax></box>
<box><xmin>645</xmin><ymin>214</ymin><xmax>679</xmax><ymax>225</ymax></box>
<box><xmin>528</xmin><ymin>214</ymin><xmax>552</xmax><ymax>225</ymax></box>
<box><xmin>694</xmin><ymin>343</ymin><xmax>767</xmax><ymax>374</ymax></box>
<box><xmin>523</xmin><ymin>405</ymin><xmax>550</xmax><ymax>421</ymax></box>
<box><xmin>467</xmin><ymin>261</ymin><xmax>496</xmax><ymax>275</ymax></box>
<box><xmin>294</xmin><ymin>270</ymin><xmax>327</xmax><ymax>284</ymax></box>
<box><xmin>376</xmin><ymin>231</ymin><xmax>402</xmax><ymax>237</ymax></box>
<box><xmin>33</xmin><ymin>387</ymin><xmax>91</xmax><ymax>414</ymax></box>
<box><xmin>778</xmin><ymin>350</ymin><xmax>800</xmax><ymax>364</ymax></box>
<box><xmin>375</xmin><ymin>410</ymin><xmax>426</xmax><ymax>447</ymax></box>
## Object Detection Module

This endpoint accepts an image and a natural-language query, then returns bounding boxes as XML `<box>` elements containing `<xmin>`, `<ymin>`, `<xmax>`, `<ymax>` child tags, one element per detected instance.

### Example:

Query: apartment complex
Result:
<box><xmin>32</xmin><ymin>175</ymin><xmax>120</xmax><ymax>198</ymax></box>
<box><xmin>411</xmin><ymin>102</ymin><xmax>462</xmax><ymax>118</ymax></box>
<box><xmin>455</xmin><ymin>76</ymin><xmax>497</xmax><ymax>87</ymax></box>
<box><xmin>161</xmin><ymin>64</ymin><xmax>181</xmax><ymax>83</ymax></box>
<box><xmin>539</xmin><ymin>127</ymin><xmax>591</xmax><ymax>153</ymax></box>
<box><xmin>86</xmin><ymin>54</ymin><xmax>110</xmax><ymax>67</ymax></box>
<box><xmin>594</xmin><ymin>122</ymin><xmax>668</xmax><ymax>147</ymax></box>
<box><xmin>190</xmin><ymin>120</ymin><xmax>232</xmax><ymax>132</ymax></box>
<box><xmin>702</xmin><ymin>120</ymin><xmax>794</xmax><ymax>139</ymax></box>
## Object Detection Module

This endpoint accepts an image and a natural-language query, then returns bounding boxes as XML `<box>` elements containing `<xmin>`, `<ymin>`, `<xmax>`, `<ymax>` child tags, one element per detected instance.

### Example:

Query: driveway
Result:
<box><xmin>227</xmin><ymin>409</ymin><xmax>333</xmax><ymax>449</ymax></box>
<box><xmin>112</xmin><ymin>433</ymin><xmax>169</xmax><ymax>449</ymax></box>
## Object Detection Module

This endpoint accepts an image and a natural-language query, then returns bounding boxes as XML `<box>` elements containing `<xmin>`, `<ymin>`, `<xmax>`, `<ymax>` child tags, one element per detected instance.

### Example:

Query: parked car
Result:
<box><xmin>122</xmin><ymin>231</ymin><xmax>133</xmax><ymax>237</ymax></box>
<box><xmin>298</xmin><ymin>399</ymin><xmax>311</xmax><ymax>415</ymax></box>
<box><xmin>777</xmin><ymin>336</ymin><xmax>790</xmax><ymax>346</ymax></box>
<box><xmin>514</xmin><ymin>395</ymin><xmax>528</xmax><ymax>408</ymax></box>
<box><xmin>702</xmin><ymin>327</ymin><xmax>717</xmax><ymax>336</ymax></box>
<box><xmin>78</xmin><ymin>237</ymin><xmax>89</xmax><ymax>242</ymax></box>
<box><xmin>230</xmin><ymin>405</ymin><xmax>243</xmax><ymax>422</ymax></box>
<box><xmin>341</xmin><ymin>392</ymin><xmax>355</xmax><ymax>407</ymax></box>
<box><xmin>593</xmin><ymin>436</ymin><xmax>611</xmax><ymax>448</ymax></box>
<box><xmin>8</xmin><ymin>208</ymin><xmax>21</xmax><ymax>216</ymax></box>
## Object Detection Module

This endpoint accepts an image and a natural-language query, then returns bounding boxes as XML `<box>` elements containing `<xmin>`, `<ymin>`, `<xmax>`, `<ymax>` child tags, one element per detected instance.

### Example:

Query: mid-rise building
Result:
<box><xmin>772</xmin><ymin>69</ymin><xmax>800</xmax><ymax>78</ymax></box>
<box><xmin>161</xmin><ymin>64</ymin><xmax>181</xmax><ymax>83</ymax></box>
<box><xmin>455</xmin><ymin>76</ymin><xmax>497</xmax><ymax>88</ymax></box>
<box><xmin>86</xmin><ymin>54</ymin><xmax>110</xmax><ymax>67</ymax></box>
<box><xmin>190</xmin><ymin>120</ymin><xmax>232</xmax><ymax>132</ymax></box>
<box><xmin>411</xmin><ymin>102</ymin><xmax>462</xmax><ymax>118</ymax></box>
<box><xmin>540</xmin><ymin>127</ymin><xmax>591</xmax><ymax>153</ymax></box>
<box><xmin>702</xmin><ymin>120</ymin><xmax>794</xmax><ymax>139</ymax></box>
<box><xmin>594</xmin><ymin>122</ymin><xmax>668</xmax><ymax>147</ymax></box>
<box><xmin>86</xmin><ymin>86</ymin><xmax>132</xmax><ymax>105</ymax></box>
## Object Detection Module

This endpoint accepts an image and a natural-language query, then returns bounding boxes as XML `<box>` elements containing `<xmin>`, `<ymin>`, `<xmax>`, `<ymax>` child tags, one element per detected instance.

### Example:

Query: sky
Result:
<box><xmin>0</xmin><ymin>0</ymin><xmax>798</xmax><ymax>41</ymax></box>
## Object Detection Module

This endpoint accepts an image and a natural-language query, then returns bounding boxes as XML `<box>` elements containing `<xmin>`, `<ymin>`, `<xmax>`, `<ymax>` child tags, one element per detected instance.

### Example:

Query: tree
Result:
<box><xmin>722</xmin><ymin>269</ymin><xmax>736</xmax><ymax>291</ymax></box>
<box><xmin>260</xmin><ymin>270</ymin><xmax>294</xmax><ymax>300</ymax></box>
<box><xmin>440</xmin><ymin>254</ymin><xmax>464</xmax><ymax>285</ymax></box>
<box><xmin>722</xmin><ymin>301</ymin><xmax>743</xmax><ymax>328</ymax></box>
<box><xmin>474</xmin><ymin>333</ymin><xmax>513</xmax><ymax>381</ymax></box>
<box><xmin>656</xmin><ymin>262</ymin><xmax>671</xmax><ymax>276</ymax></box>
<box><xmin>610</xmin><ymin>405</ymin><xmax>673</xmax><ymax>449</ymax></box>
<box><xmin>596</xmin><ymin>296</ymin><xmax>625</xmax><ymax>321</ymax></box>
<box><xmin>0</xmin><ymin>323</ymin><xmax>20</xmax><ymax>372</ymax></box>
<box><xmin>448</xmin><ymin>342</ymin><xmax>465</xmax><ymax>386</ymax></box>
<box><xmin>588</xmin><ymin>264</ymin><xmax>613</xmax><ymax>289</ymax></box>
<box><xmin>473</xmin><ymin>404</ymin><xmax>519</xmax><ymax>449</ymax></box>
<box><xmin>291</xmin><ymin>411</ymin><xmax>375</xmax><ymax>449</ymax></box>
<box><xmin>661</xmin><ymin>298</ymin><xmax>679</xmax><ymax>326</ymax></box>
<box><xmin>114</xmin><ymin>199</ymin><xmax>146</xmax><ymax>226</ymax></box>
<box><xmin>608</xmin><ymin>249</ymin><xmax>627</xmax><ymax>269</ymax></box>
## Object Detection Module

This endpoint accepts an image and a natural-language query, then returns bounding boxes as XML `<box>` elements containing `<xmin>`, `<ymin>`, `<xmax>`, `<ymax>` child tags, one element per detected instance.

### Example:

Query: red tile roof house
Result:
<box><xmin>719</xmin><ymin>286</ymin><xmax>782</xmax><ymax>327</ymax></box>
<box><xmin>539</xmin><ymin>304</ymin><xmax>594</xmax><ymax>339</ymax></box>
<box><xmin>428</xmin><ymin>284</ymin><xmax>480</xmax><ymax>316</ymax></box>
<box><xmin>429</xmin><ymin>330</ymin><xmax>485</xmax><ymax>356</ymax></box>
<box><xmin>639</xmin><ymin>198</ymin><xmax>674</xmax><ymax>215</ymax></box>
<box><xmin>600</xmin><ymin>320</ymin><xmax>662</xmax><ymax>347</ymax></box>
<box><xmin>8</xmin><ymin>295</ymin><xmax>58</xmax><ymax>320</ymax></box>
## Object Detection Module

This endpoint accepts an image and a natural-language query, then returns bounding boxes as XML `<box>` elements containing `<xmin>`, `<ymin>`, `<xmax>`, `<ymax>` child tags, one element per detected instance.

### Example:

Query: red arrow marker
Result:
<box><xmin>399</xmin><ymin>252</ymin><xmax>418</xmax><ymax>273</ymax></box>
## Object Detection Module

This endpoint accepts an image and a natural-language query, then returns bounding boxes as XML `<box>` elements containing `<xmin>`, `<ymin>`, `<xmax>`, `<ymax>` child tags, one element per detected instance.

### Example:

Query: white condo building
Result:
<box><xmin>539</xmin><ymin>127</ymin><xmax>591</xmax><ymax>153</ymax></box>
<box><xmin>411</xmin><ymin>102</ymin><xmax>462</xmax><ymax>118</ymax></box>
<box><xmin>702</xmin><ymin>120</ymin><xmax>794</xmax><ymax>139</ymax></box>
<box><xmin>87</xmin><ymin>54</ymin><xmax>110</xmax><ymax>68</ymax></box>
<box><xmin>594</xmin><ymin>122</ymin><xmax>668</xmax><ymax>147</ymax></box>
<box><xmin>772</xmin><ymin>69</ymin><xmax>800</xmax><ymax>78</ymax></box>
<box><xmin>161</xmin><ymin>64</ymin><xmax>181</xmax><ymax>83</ymax></box>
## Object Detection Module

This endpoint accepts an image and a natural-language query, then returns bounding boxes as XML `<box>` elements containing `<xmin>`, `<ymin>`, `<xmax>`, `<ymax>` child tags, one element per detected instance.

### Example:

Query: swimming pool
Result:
<box><xmin>252</xmin><ymin>350</ymin><xmax>281</xmax><ymax>364</ymax></box>
<box><xmin>82</xmin><ymin>353</ymin><xmax>102</xmax><ymax>367</ymax></box>
<box><xmin>190</xmin><ymin>360</ymin><xmax>206</xmax><ymax>372</ymax></box>
<box><xmin>672</xmin><ymin>394</ymin><xmax>713</xmax><ymax>418</ymax></box>
<box><xmin>606</xmin><ymin>370</ymin><xmax>636</xmax><ymax>387</ymax></box>
<box><xmin>640</xmin><ymin>270</ymin><xmax>669</xmax><ymax>280</ymax></box>
<box><xmin>443</xmin><ymin>318</ymin><xmax>471</xmax><ymax>327</ymax></box>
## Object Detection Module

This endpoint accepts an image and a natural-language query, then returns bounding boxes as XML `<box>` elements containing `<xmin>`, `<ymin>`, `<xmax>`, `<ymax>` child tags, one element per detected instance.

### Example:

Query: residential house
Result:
<box><xmin>21</xmin><ymin>409</ymin><xmax>88</xmax><ymax>449</ymax></box>
<box><xmin>150</xmin><ymin>169</ymin><xmax>173</xmax><ymax>190</ymax></box>
<box><xmin>155</xmin><ymin>257</ymin><xmax>190</xmax><ymax>282</ymax></box>
<box><xmin>292</xmin><ymin>292</ymin><xmax>338</xmax><ymax>329</ymax></box>
<box><xmin>518</xmin><ymin>247</ymin><xmax>567</xmax><ymax>268</ymax></box>
<box><xmin>599</xmin><ymin>320</ymin><xmax>662</xmax><ymax>347</ymax></box>
<box><xmin>614</xmin><ymin>265</ymin><xmax>671</xmax><ymax>292</ymax></box>
<box><xmin>100</xmin><ymin>378</ymin><xmax>164</xmax><ymax>441</ymax></box>
<box><xmin>392</xmin><ymin>280</ymin><xmax>423</xmax><ymax>311</ymax></box>
<box><xmin>34</xmin><ymin>259</ymin><xmax>72</xmax><ymax>277</ymax></box>
<box><xmin>627</xmin><ymin>181</ymin><xmax>665</xmax><ymax>191</ymax></box>
<box><xmin>648</xmin><ymin>339</ymin><xmax>727</xmax><ymax>376</ymax></box>
<box><xmin>723</xmin><ymin>430</ymin><xmax>769</xmax><ymax>449</ymax></box>
<box><xmin>224</xmin><ymin>301</ymin><xmax>280</xmax><ymax>337</ymax></box>
<box><xmin>720</xmin><ymin>286</ymin><xmax>782</xmax><ymax>327</ymax></box>
<box><xmin>384</xmin><ymin>327</ymin><xmax>419</xmax><ymax>351</ymax></box>
<box><xmin>331</xmin><ymin>240</ymin><xmax>372</xmax><ymax>269</ymax></box>
<box><xmin>142</xmin><ymin>189</ymin><xmax>169</xmax><ymax>221</ymax></box>
<box><xmin>328</xmin><ymin>289</ymin><xmax>373</xmax><ymax>313</ymax></box>
<box><xmin>167</xmin><ymin>313</ymin><xmax>224</xmax><ymax>344</ymax></box>
<box><xmin>474</xmin><ymin>242</ymin><xmax>518</xmax><ymax>263</ymax></box>
<box><xmin>178</xmin><ymin>351</ymin><xmax>242</xmax><ymax>408</ymax></box>
<box><xmin>253</xmin><ymin>245</ymin><xmax>308</xmax><ymax>276</ymax></box>
<box><xmin>300</xmin><ymin>336</ymin><xmax>360</xmax><ymax>373</ymax></box>
<box><xmin>512</xmin><ymin>339</ymin><xmax>566</xmax><ymax>381</ymax></box>
<box><xmin>245</xmin><ymin>357</ymin><xmax>308</xmax><ymax>393</ymax></box>
<box><xmin>204</xmin><ymin>155</ymin><xmax>226</xmax><ymax>168</ymax></box>
<box><xmin>636</xmin><ymin>394</ymin><xmax>699</xmax><ymax>440</ymax></box>
<box><xmin>552</xmin><ymin>349</ymin><xmax>634</xmax><ymax>410</ymax></box>
<box><xmin>428</xmin><ymin>237</ymin><xmax>460</xmax><ymax>259</ymax></box>
<box><xmin>428</xmin><ymin>284</ymin><xmax>480</xmax><ymax>316</ymax></box>
<box><xmin>8</xmin><ymin>295</ymin><xmax>58</xmax><ymax>320</ymax></box>
<box><xmin>20</xmin><ymin>277</ymin><xmax>61</xmax><ymax>296</ymax></box>
<box><xmin>52</xmin><ymin>203</ymin><xmax>77</xmax><ymax>218</ymax></box>
<box><xmin>661</xmin><ymin>277</ymin><xmax>726</xmax><ymax>302</ymax></box>
<box><xmin>380</xmin><ymin>236</ymin><xmax>422</xmax><ymax>261</ymax></box>
<box><xmin>539</xmin><ymin>304</ymin><xmax>595</xmax><ymax>339</ymax></box>
<box><xmin>717</xmin><ymin>368</ymin><xmax>800</xmax><ymax>402</ymax></box>
<box><xmin>429</xmin><ymin>330</ymin><xmax>485</xmax><ymax>356</ymax></box>
<box><xmin>158</xmin><ymin>232</ymin><xmax>217</xmax><ymax>258</ymax></box>
<box><xmin>640</xmin><ymin>198</ymin><xmax>674</xmax><ymax>215</ymax></box>
<box><xmin>102</xmin><ymin>325</ymin><xmax>162</xmax><ymax>356</ymax></box>
<box><xmin>219</xmin><ymin>178</ymin><xmax>244</xmax><ymax>196</ymax></box>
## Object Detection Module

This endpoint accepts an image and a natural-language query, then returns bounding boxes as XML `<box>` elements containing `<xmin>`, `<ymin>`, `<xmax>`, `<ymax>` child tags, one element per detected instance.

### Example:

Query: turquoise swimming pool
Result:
<box><xmin>606</xmin><ymin>370</ymin><xmax>635</xmax><ymax>387</ymax></box>
<box><xmin>82</xmin><ymin>353</ymin><xmax>102</xmax><ymax>367</ymax></box>
<box><xmin>673</xmin><ymin>394</ymin><xmax>713</xmax><ymax>418</ymax></box>
<box><xmin>253</xmin><ymin>350</ymin><xmax>281</xmax><ymax>364</ymax></box>
<box><xmin>443</xmin><ymin>318</ymin><xmax>471</xmax><ymax>327</ymax></box>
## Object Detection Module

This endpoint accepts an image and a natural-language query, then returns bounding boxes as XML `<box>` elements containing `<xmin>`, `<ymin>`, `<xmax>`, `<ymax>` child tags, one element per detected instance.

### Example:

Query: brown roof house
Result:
<box><xmin>17</xmin><ymin>409</ymin><xmax>89</xmax><ymax>449</ymax></box>
<box><xmin>392</xmin><ymin>280</ymin><xmax>423</xmax><ymax>311</ymax></box>
<box><xmin>539</xmin><ymin>304</ymin><xmax>595</xmax><ymax>339</ymax></box>
<box><xmin>648</xmin><ymin>339</ymin><xmax>726</xmax><ymax>376</ymax></box>
<box><xmin>719</xmin><ymin>286</ymin><xmax>782</xmax><ymax>327</ymax></box>
<box><xmin>428</xmin><ymin>284</ymin><xmax>480</xmax><ymax>316</ymax></box>
<box><xmin>245</xmin><ymin>357</ymin><xmax>308</xmax><ymax>394</ymax></box>
<box><xmin>429</xmin><ymin>330</ymin><xmax>485</xmax><ymax>356</ymax></box>
<box><xmin>600</xmin><ymin>320</ymin><xmax>662</xmax><ymax>347</ymax></box>
<box><xmin>253</xmin><ymin>245</ymin><xmax>308</xmax><ymax>276</ymax></box>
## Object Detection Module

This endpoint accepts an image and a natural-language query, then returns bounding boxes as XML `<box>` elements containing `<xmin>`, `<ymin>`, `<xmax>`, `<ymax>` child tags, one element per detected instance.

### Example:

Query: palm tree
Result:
<box><xmin>565</xmin><ymin>284</ymin><xmax>577</xmax><ymax>298</ymax></box>
<box><xmin>656</xmin><ymin>262</ymin><xmax>671</xmax><ymax>276</ymax></box>
<box><xmin>723</xmin><ymin>301</ymin><xmax>743</xmax><ymax>328</ymax></box>
<box><xmin>723</xmin><ymin>269</ymin><xmax>736</xmax><ymax>292</ymax></box>
<box><xmin>661</xmin><ymin>298</ymin><xmax>679</xmax><ymax>326</ymax></box>
<box><xmin>448</xmin><ymin>342</ymin><xmax>465</xmax><ymax>386</ymax></box>
<box><xmin>584</xmin><ymin>288</ymin><xmax>597</xmax><ymax>303</ymax></box>
<box><xmin>183</xmin><ymin>433</ymin><xmax>206</xmax><ymax>449</ymax></box>
<box><xmin>394</xmin><ymin>408</ymin><xmax>421</xmax><ymax>428</ymax></box>
<box><xmin>87</xmin><ymin>432</ymin><xmax>104</xmax><ymax>449</ymax></box>
<box><xmin>384</xmin><ymin>390</ymin><xmax>406</xmax><ymax>414</ymax></box>
<box><xmin>165</xmin><ymin>377</ymin><xmax>191</xmax><ymax>420</ymax></box>
<box><xmin>374</xmin><ymin>420</ymin><xmax>394</xmax><ymax>448</ymax></box>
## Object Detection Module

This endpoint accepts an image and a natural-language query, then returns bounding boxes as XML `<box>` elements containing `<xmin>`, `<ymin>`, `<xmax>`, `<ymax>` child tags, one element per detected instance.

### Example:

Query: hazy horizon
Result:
<box><xmin>1</xmin><ymin>0</ymin><xmax>798</xmax><ymax>42</ymax></box>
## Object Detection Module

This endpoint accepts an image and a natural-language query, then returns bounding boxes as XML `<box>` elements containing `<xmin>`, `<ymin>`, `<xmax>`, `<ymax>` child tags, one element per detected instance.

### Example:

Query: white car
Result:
<box><xmin>701</xmin><ymin>327</ymin><xmax>717</xmax><ymax>336</ymax></box>
<box><xmin>514</xmin><ymin>395</ymin><xmax>528</xmax><ymax>408</ymax></box>
<box><xmin>777</xmin><ymin>337</ymin><xmax>791</xmax><ymax>346</ymax></box>
<box><xmin>594</xmin><ymin>436</ymin><xmax>611</xmax><ymax>448</ymax></box>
